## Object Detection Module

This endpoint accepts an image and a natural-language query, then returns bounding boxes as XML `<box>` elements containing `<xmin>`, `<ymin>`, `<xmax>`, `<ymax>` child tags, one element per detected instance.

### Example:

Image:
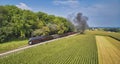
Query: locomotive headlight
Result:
<box><xmin>29</xmin><ymin>41</ymin><xmax>32</xmax><ymax>45</ymax></box>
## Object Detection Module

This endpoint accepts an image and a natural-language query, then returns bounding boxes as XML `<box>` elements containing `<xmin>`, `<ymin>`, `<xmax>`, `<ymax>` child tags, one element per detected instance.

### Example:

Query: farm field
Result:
<box><xmin>0</xmin><ymin>31</ymin><xmax>119</xmax><ymax>54</ymax></box>
<box><xmin>96</xmin><ymin>36</ymin><xmax>120</xmax><ymax>64</ymax></box>
<box><xmin>0</xmin><ymin>40</ymin><xmax>28</xmax><ymax>53</ymax></box>
<box><xmin>86</xmin><ymin>31</ymin><xmax>120</xmax><ymax>41</ymax></box>
<box><xmin>0</xmin><ymin>35</ymin><xmax>98</xmax><ymax>64</ymax></box>
<box><xmin>0</xmin><ymin>31</ymin><xmax>120</xmax><ymax>64</ymax></box>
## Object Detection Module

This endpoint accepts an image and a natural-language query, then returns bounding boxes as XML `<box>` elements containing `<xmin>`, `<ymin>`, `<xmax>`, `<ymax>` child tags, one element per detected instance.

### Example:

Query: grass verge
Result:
<box><xmin>0</xmin><ymin>40</ymin><xmax>28</xmax><ymax>53</ymax></box>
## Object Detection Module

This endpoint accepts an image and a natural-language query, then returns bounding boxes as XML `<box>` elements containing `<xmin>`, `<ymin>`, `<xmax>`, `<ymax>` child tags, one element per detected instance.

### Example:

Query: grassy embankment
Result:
<box><xmin>0</xmin><ymin>40</ymin><xmax>28</xmax><ymax>53</ymax></box>
<box><xmin>0</xmin><ymin>35</ymin><xmax>98</xmax><ymax>64</ymax></box>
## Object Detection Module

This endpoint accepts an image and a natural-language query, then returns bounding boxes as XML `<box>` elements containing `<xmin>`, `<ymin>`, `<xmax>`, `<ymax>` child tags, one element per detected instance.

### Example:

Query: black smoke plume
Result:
<box><xmin>67</xmin><ymin>12</ymin><xmax>89</xmax><ymax>34</ymax></box>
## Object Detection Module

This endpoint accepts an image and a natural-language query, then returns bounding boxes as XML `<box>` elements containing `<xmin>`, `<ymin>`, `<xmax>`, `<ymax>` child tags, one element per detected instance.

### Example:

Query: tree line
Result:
<box><xmin>103</xmin><ymin>28</ymin><xmax>120</xmax><ymax>32</ymax></box>
<box><xmin>0</xmin><ymin>5</ymin><xmax>74</xmax><ymax>43</ymax></box>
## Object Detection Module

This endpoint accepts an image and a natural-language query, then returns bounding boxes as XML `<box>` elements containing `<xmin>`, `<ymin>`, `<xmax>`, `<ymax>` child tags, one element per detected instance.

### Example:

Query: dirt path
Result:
<box><xmin>0</xmin><ymin>34</ymin><xmax>76</xmax><ymax>57</ymax></box>
<box><xmin>96</xmin><ymin>36</ymin><xmax>120</xmax><ymax>64</ymax></box>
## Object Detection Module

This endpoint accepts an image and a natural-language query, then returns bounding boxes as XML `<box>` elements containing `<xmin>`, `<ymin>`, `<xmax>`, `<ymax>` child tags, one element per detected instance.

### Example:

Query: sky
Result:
<box><xmin>0</xmin><ymin>0</ymin><xmax>120</xmax><ymax>27</ymax></box>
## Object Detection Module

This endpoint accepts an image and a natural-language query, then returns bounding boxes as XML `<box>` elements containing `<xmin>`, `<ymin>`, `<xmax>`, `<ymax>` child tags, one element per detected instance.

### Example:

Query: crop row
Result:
<box><xmin>0</xmin><ymin>35</ymin><xmax>98</xmax><ymax>64</ymax></box>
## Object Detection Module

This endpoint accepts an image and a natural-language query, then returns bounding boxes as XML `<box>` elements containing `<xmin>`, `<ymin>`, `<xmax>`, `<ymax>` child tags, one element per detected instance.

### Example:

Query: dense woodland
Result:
<box><xmin>0</xmin><ymin>5</ymin><xmax>74</xmax><ymax>43</ymax></box>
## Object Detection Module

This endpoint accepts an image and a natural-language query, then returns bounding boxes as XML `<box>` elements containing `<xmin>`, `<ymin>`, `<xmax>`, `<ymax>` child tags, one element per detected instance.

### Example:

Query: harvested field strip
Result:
<box><xmin>96</xmin><ymin>36</ymin><xmax>120</xmax><ymax>64</ymax></box>
<box><xmin>106</xmin><ymin>37</ymin><xmax>120</xmax><ymax>51</ymax></box>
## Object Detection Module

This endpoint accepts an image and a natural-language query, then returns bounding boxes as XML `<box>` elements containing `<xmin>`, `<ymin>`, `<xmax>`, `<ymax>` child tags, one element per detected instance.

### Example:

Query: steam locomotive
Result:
<box><xmin>28</xmin><ymin>32</ymin><xmax>76</xmax><ymax>45</ymax></box>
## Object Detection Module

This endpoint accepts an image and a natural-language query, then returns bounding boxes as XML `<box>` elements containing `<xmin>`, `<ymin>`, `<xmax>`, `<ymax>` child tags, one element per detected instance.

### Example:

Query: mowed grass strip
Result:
<box><xmin>96</xmin><ymin>36</ymin><xmax>120</xmax><ymax>64</ymax></box>
<box><xmin>0</xmin><ymin>40</ymin><xmax>28</xmax><ymax>53</ymax></box>
<box><xmin>0</xmin><ymin>35</ymin><xmax>98</xmax><ymax>64</ymax></box>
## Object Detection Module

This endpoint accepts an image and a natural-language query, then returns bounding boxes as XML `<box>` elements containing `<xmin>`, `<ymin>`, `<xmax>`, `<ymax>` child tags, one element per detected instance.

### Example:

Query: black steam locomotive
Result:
<box><xmin>28</xmin><ymin>32</ymin><xmax>76</xmax><ymax>45</ymax></box>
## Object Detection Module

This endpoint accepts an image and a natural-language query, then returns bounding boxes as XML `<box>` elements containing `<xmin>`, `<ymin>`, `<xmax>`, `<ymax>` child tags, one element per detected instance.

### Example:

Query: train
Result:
<box><xmin>28</xmin><ymin>32</ymin><xmax>76</xmax><ymax>45</ymax></box>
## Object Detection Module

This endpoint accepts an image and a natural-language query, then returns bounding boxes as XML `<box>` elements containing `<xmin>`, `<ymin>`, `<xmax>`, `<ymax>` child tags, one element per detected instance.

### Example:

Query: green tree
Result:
<box><xmin>0</xmin><ymin>5</ymin><xmax>74</xmax><ymax>43</ymax></box>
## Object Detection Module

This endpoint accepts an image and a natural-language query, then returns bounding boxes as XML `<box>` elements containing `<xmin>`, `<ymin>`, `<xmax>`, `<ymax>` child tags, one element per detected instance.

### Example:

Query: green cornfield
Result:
<box><xmin>0</xmin><ymin>35</ymin><xmax>98</xmax><ymax>64</ymax></box>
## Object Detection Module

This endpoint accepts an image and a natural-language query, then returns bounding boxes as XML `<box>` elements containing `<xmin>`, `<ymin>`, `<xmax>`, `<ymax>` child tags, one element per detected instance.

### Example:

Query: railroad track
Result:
<box><xmin>0</xmin><ymin>34</ymin><xmax>76</xmax><ymax>57</ymax></box>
